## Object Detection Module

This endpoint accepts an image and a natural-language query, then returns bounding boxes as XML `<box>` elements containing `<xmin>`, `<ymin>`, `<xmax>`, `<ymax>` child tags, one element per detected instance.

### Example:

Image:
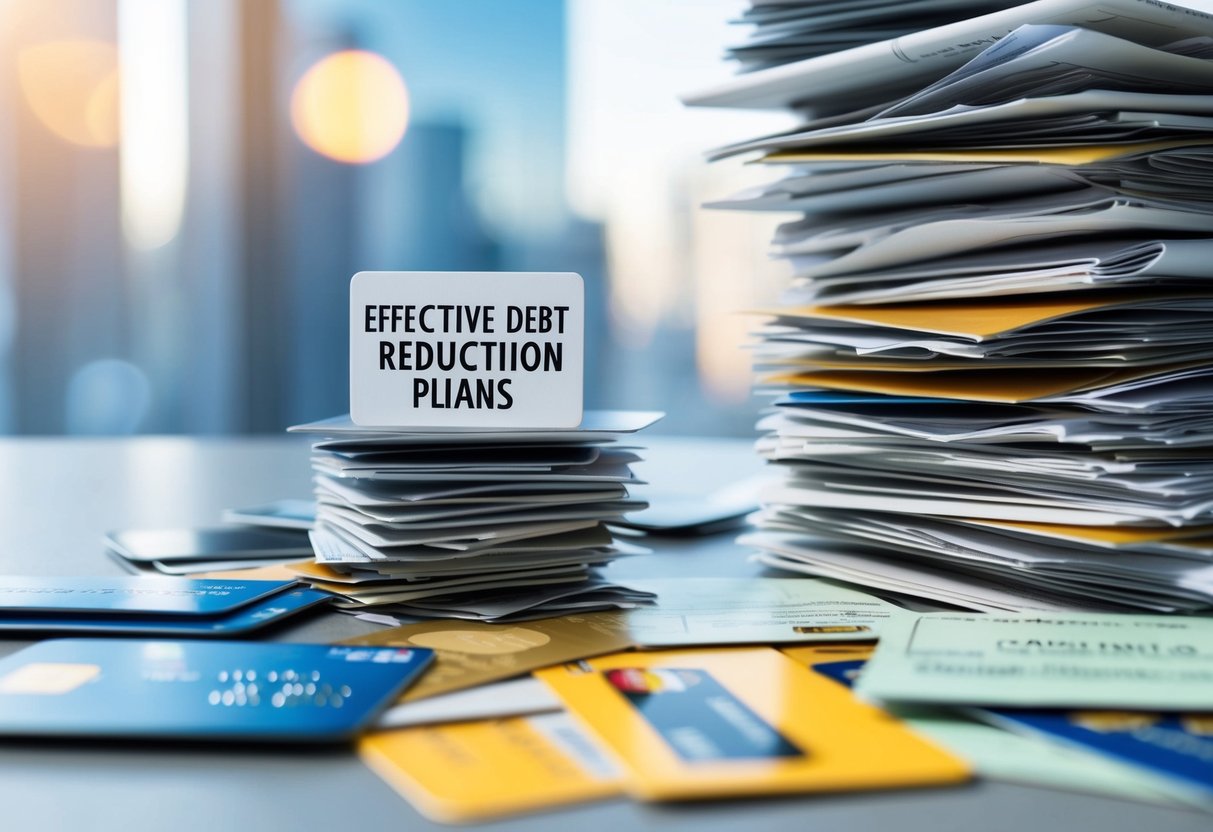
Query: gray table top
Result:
<box><xmin>0</xmin><ymin>435</ymin><xmax>1205</xmax><ymax>830</ymax></box>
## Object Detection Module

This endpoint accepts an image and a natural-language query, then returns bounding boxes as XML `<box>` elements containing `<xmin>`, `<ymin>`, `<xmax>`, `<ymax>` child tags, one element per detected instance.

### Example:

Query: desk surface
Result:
<box><xmin>0</xmin><ymin>436</ymin><xmax>1205</xmax><ymax>831</ymax></box>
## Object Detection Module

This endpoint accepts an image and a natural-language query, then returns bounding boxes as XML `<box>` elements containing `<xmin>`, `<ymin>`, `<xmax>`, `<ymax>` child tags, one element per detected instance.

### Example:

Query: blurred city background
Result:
<box><xmin>0</xmin><ymin>0</ymin><xmax>792</xmax><ymax>436</ymax></box>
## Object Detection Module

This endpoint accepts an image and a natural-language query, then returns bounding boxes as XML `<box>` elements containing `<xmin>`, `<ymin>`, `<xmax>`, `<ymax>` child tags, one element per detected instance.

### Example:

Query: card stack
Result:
<box><xmin>687</xmin><ymin>1</ymin><xmax>1213</xmax><ymax>612</ymax></box>
<box><xmin>286</xmin><ymin>411</ymin><xmax>661</xmax><ymax>621</ymax></box>
<box><xmin>0</xmin><ymin>576</ymin><xmax>330</xmax><ymax>638</ymax></box>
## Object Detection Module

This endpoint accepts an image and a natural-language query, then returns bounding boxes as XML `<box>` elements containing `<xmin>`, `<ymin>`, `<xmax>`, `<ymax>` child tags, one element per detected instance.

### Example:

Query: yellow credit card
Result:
<box><xmin>536</xmin><ymin>646</ymin><xmax>969</xmax><ymax>801</ymax></box>
<box><xmin>782</xmin><ymin>643</ymin><xmax>876</xmax><ymax>667</ymax></box>
<box><xmin>360</xmin><ymin>713</ymin><xmax>621</xmax><ymax>822</ymax></box>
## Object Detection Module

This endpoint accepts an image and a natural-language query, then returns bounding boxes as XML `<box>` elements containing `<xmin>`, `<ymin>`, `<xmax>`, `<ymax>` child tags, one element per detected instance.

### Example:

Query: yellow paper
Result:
<box><xmin>194</xmin><ymin>561</ymin><xmax>311</xmax><ymax>582</ymax></box>
<box><xmin>752</xmin><ymin>295</ymin><xmax>1187</xmax><ymax>340</ymax></box>
<box><xmin>760</xmin><ymin>139</ymin><xmax>1213</xmax><ymax>166</ymax></box>
<box><xmin>536</xmin><ymin>647</ymin><xmax>969</xmax><ymax>801</ymax></box>
<box><xmin>343</xmin><ymin>612</ymin><xmax>633</xmax><ymax>701</ymax></box>
<box><xmin>762</xmin><ymin>356</ymin><xmax>1120</xmax><ymax>372</ymax></box>
<box><xmin>762</xmin><ymin>364</ymin><xmax>1173</xmax><ymax>403</ymax></box>
<box><xmin>361</xmin><ymin>714</ymin><xmax>621</xmax><ymax>823</ymax></box>
<box><xmin>289</xmin><ymin>561</ymin><xmax>362</xmax><ymax>583</ymax></box>
<box><xmin>961</xmin><ymin>518</ymin><xmax>1213</xmax><ymax>547</ymax></box>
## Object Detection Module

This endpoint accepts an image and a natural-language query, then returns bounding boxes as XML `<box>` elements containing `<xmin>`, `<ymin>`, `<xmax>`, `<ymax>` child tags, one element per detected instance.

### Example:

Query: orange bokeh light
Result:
<box><xmin>17</xmin><ymin>39</ymin><xmax>120</xmax><ymax>148</ymax></box>
<box><xmin>290</xmin><ymin>50</ymin><xmax>409</xmax><ymax>164</ymax></box>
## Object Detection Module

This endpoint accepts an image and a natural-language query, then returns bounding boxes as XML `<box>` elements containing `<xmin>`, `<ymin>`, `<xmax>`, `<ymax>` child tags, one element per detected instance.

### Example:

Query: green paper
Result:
<box><xmin>624</xmin><ymin>577</ymin><xmax>900</xmax><ymax>646</ymax></box>
<box><xmin>893</xmin><ymin>705</ymin><xmax>1198</xmax><ymax>808</ymax></box>
<box><xmin>857</xmin><ymin>612</ymin><xmax>1213</xmax><ymax>710</ymax></box>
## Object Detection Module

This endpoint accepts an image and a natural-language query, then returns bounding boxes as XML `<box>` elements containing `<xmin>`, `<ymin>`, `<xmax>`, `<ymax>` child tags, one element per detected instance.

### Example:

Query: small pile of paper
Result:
<box><xmin>687</xmin><ymin>0</ymin><xmax>1213</xmax><ymax>612</ymax></box>
<box><xmin>284</xmin><ymin>411</ymin><xmax>661</xmax><ymax>621</ymax></box>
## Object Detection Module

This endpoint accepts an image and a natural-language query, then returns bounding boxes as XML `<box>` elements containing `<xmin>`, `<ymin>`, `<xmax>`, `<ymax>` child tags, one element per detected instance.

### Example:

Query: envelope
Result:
<box><xmin>536</xmin><ymin>646</ymin><xmax>969</xmax><ymax>801</ymax></box>
<box><xmin>361</xmin><ymin>712</ymin><xmax>621</xmax><ymax>822</ymax></box>
<box><xmin>342</xmin><ymin>611</ymin><xmax>633</xmax><ymax>701</ymax></box>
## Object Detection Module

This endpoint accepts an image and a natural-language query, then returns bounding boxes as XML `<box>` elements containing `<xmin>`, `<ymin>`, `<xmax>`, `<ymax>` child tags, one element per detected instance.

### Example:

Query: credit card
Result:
<box><xmin>105</xmin><ymin>527</ymin><xmax>313</xmax><ymax>563</ymax></box>
<box><xmin>0</xmin><ymin>639</ymin><xmax>433</xmax><ymax>742</ymax></box>
<box><xmin>343</xmin><ymin>611</ymin><xmax>633</xmax><ymax>701</ymax></box>
<box><xmin>0</xmin><ymin>587</ymin><xmax>331</xmax><ymax>637</ymax></box>
<box><xmin>536</xmin><ymin>647</ymin><xmax>969</xmax><ymax>800</ymax></box>
<box><xmin>0</xmin><ymin>576</ymin><xmax>298</xmax><ymax>617</ymax></box>
<box><xmin>976</xmin><ymin>708</ymin><xmax>1213</xmax><ymax>808</ymax></box>
<box><xmin>783</xmin><ymin>645</ymin><xmax>1199</xmax><ymax>808</ymax></box>
<box><xmin>362</xmin><ymin>712</ymin><xmax>621</xmax><ymax>822</ymax></box>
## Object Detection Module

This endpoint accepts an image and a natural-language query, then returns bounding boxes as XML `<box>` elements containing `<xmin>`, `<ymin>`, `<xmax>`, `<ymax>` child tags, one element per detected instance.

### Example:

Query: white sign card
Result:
<box><xmin>350</xmin><ymin>271</ymin><xmax>584</xmax><ymax>428</ymax></box>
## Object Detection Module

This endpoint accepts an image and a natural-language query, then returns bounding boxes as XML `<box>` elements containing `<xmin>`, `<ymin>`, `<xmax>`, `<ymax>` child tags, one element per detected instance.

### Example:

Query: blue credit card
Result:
<box><xmin>978</xmin><ymin>708</ymin><xmax>1213</xmax><ymax>803</ymax></box>
<box><xmin>0</xmin><ymin>588</ymin><xmax>331</xmax><ymax>637</ymax></box>
<box><xmin>604</xmin><ymin>666</ymin><xmax>804</xmax><ymax>762</ymax></box>
<box><xmin>0</xmin><ymin>639</ymin><xmax>434</xmax><ymax>742</ymax></box>
<box><xmin>0</xmin><ymin>577</ymin><xmax>298</xmax><ymax>617</ymax></box>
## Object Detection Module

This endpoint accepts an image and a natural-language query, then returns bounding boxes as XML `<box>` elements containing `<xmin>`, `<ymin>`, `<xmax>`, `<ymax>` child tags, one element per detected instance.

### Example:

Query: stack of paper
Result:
<box><xmin>686</xmin><ymin>0</ymin><xmax>1213</xmax><ymax>612</ymax></box>
<box><xmin>726</xmin><ymin>0</ymin><xmax>1017</xmax><ymax>73</ymax></box>
<box><xmin>284</xmin><ymin>411</ymin><xmax>661</xmax><ymax>621</ymax></box>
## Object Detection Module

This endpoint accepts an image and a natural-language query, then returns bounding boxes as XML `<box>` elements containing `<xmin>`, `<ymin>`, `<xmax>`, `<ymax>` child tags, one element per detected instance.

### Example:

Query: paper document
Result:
<box><xmin>857</xmin><ymin>612</ymin><xmax>1213</xmax><ymax>709</ymax></box>
<box><xmin>623</xmin><ymin>577</ymin><xmax>898</xmax><ymax>645</ymax></box>
<box><xmin>685</xmin><ymin>0</ymin><xmax>1213</xmax><ymax>109</ymax></box>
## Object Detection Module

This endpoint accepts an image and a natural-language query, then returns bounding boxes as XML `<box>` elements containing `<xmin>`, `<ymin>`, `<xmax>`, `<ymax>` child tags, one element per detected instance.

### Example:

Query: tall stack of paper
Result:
<box><xmin>284</xmin><ymin>412</ymin><xmax>661</xmax><ymax>621</ymax></box>
<box><xmin>688</xmin><ymin>0</ymin><xmax>1213</xmax><ymax>613</ymax></box>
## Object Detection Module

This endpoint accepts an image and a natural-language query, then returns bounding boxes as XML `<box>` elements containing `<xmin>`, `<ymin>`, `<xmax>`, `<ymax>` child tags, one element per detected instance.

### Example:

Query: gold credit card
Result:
<box><xmin>343</xmin><ymin>611</ymin><xmax>633</xmax><ymax>701</ymax></box>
